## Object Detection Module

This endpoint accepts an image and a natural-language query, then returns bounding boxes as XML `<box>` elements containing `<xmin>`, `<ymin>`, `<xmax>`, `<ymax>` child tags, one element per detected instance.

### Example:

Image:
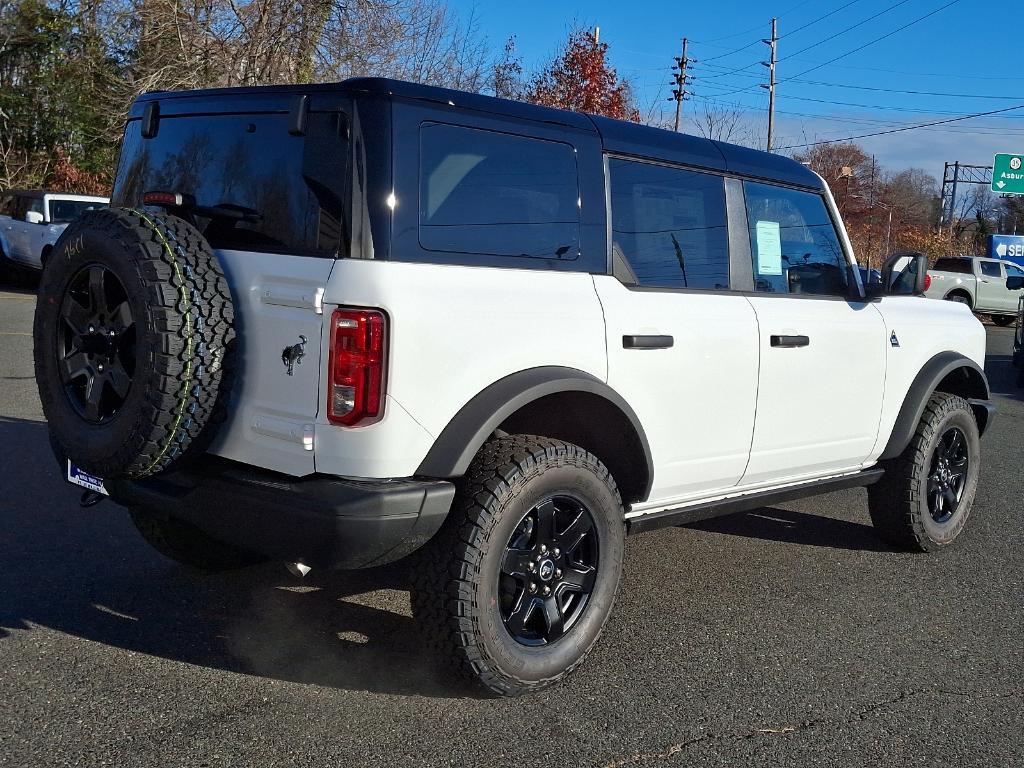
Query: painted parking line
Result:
<box><xmin>0</xmin><ymin>332</ymin><xmax>32</xmax><ymax>336</ymax></box>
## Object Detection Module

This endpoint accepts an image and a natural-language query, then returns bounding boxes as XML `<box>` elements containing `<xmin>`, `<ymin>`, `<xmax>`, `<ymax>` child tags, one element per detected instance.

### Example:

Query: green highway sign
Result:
<box><xmin>992</xmin><ymin>153</ymin><xmax>1024</xmax><ymax>194</ymax></box>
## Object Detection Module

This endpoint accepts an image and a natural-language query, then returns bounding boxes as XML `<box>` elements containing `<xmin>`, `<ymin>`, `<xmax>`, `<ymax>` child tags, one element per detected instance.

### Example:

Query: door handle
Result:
<box><xmin>623</xmin><ymin>334</ymin><xmax>674</xmax><ymax>349</ymax></box>
<box><xmin>770</xmin><ymin>334</ymin><xmax>810</xmax><ymax>348</ymax></box>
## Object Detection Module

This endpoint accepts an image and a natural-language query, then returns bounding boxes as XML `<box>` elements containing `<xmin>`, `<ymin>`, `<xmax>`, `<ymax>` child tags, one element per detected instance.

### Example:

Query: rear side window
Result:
<box><xmin>418</xmin><ymin>123</ymin><xmax>580</xmax><ymax>260</ymax></box>
<box><xmin>980</xmin><ymin>261</ymin><xmax>1002</xmax><ymax>278</ymax></box>
<box><xmin>744</xmin><ymin>182</ymin><xmax>848</xmax><ymax>297</ymax></box>
<box><xmin>113</xmin><ymin>112</ymin><xmax>349</xmax><ymax>256</ymax></box>
<box><xmin>933</xmin><ymin>258</ymin><xmax>972</xmax><ymax>274</ymax></box>
<box><xmin>609</xmin><ymin>158</ymin><xmax>729</xmax><ymax>290</ymax></box>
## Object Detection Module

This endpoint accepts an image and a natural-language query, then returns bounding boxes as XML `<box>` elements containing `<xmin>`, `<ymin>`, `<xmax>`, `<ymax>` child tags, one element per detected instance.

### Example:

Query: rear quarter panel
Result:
<box><xmin>315</xmin><ymin>259</ymin><xmax>608</xmax><ymax>478</ymax></box>
<box><xmin>925</xmin><ymin>271</ymin><xmax>976</xmax><ymax>302</ymax></box>
<box><xmin>867</xmin><ymin>295</ymin><xmax>986</xmax><ymax>461</ymax></box>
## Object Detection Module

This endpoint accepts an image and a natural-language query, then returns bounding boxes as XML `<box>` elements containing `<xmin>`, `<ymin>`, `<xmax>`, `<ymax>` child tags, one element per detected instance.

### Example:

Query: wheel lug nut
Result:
<box><xmin>553</xmin><ymin>547</ymin><xmax>560</xmax><ymax>556</ymax></box>
<box><xmin>98</xmin><ymin>364</ymin><xmax>104</xmax><ymax>371</ymax></box>
<box><xmin>540</xmin><ymin>544</ymin><xmax>547</xmax><ymax>554</ymax></box>
<box><xmin>527</xmin><ymin>562</ymin><xmax>535</xmax><ymax>572</ymax></box>
<box><xmin>542</xmin><ymin>586</ymin><xmax>551</xmax><ymax>596</ymax></box>
<box><xmin>529</xmin><ymin>582</ymin><xmax>537</xmax><ymax>593</ymax></box>
<box><xmin>555</xmin><ymin>569</ymin><xmax>562</xmax><ymax>579</ymax></box>
<box><xmin>88</xmin><ymin>325</ymin><xmax>95</xmax><ymax>332</ymax></box>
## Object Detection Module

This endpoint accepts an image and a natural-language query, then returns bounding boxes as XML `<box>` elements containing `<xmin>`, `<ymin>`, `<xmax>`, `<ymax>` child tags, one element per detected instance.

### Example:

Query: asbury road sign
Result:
<box><xmin>992</xmin><ymin>153</ymin><xmax>1024</xmax><ymax>194</ymax></box>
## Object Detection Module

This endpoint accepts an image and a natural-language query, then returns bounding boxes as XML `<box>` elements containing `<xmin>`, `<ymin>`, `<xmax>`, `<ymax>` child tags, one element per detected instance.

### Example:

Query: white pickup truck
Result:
<box><xmin>925</xmin><ymin>256</ymin><xmax>1024</xmax><ymax>325</ymax></box>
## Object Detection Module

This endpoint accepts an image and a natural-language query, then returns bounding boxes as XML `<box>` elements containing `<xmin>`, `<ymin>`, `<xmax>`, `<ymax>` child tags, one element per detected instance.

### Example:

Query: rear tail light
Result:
<box><xmin>327</xmin><ymin>308</ymin><xmax>387</xmax><ymax>426</ymax></box>
<box><xmin>923</xmin><ymin>274</ymin><xmax>932</xmax><ymax>292</ymax></box>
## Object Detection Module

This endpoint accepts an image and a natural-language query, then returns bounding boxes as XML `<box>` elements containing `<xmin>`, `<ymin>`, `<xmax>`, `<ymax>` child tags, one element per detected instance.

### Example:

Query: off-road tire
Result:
<box><xmin>34</xmin><ymin>208</ymin><xmax>235</xmax><ymax>480</ymax></box>
<box><xmin>868</xmin><ymin>393</ymin><xmax>981</xmax><ymax>552</ymax></box>
<box><xmin>991</xmin><ymin>314</ymin><xmax>1015</xmax><ymax>327</ymax></box>
<box><xmin>130</xmin><ymin>510</ymin><xmax>264</xmax><ymax>571</ymax></box>
<box><xmin>410</xmin><ymin>435</ymin><xmax>625</xmax><ymax>697</ymax></box>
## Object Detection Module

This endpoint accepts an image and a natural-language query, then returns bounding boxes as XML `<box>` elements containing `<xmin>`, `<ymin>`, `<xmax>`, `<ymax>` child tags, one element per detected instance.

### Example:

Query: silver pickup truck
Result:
<box><xmin>925</xmin><ymin>256</ymin><xmax>1024</xmax><ymax>325</ymax></box>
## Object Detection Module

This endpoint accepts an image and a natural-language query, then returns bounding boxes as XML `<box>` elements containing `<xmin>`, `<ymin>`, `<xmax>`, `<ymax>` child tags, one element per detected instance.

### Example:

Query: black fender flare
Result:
<box><xmin>880</xmin><ymin>352</ymin><xmax>992</xmax><ymax>460</ymax></box>
<box><xmin>415</xmin><ymin>366</ymin><xmax>654</xmax><ymax>500</ymax></box>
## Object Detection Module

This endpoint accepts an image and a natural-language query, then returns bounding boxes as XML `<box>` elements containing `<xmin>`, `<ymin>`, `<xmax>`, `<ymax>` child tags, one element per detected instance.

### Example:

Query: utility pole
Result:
<box><xmin>670</xmin><ymin>38</ymin><xmax>691</xmax><ymax>133</ymax></box>
<box><xmin>760</xmin><ymin>18</ymin><xmax>778</xmax><ymax>152</ymax></box>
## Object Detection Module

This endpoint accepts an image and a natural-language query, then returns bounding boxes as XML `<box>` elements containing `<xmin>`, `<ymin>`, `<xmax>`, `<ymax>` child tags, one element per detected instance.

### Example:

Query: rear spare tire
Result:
<box><xmin>34</xmin><ymin>208</ymin><xmax>235</xmax><ymax>480</ymax></box>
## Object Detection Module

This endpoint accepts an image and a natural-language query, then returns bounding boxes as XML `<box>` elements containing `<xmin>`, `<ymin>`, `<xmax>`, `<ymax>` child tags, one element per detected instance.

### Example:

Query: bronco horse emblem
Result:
<box><xmin>281</xmin><ymin>335</ymin><xmax>308</xmax><ymax>376</ymax></box>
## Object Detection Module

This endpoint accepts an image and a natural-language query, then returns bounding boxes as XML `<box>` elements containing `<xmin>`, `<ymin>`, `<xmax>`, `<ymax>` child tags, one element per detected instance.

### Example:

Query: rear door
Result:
<box><xmin>741</xmin><ymin>181</ymin><xmax>886</xmax><ymax>485</ymax></box>
<box><xmin>597</xmin><ymin>159</ymin><xmax>759</xmax><ymax>504</ymax></box>
<box><xmin>112</xmin><ymin>100</ymin><xmax>350</xmax><ymax>475</ymax></box>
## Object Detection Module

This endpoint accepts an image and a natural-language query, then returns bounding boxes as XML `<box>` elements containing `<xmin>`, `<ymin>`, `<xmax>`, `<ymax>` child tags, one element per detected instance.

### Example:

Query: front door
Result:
<box><xmin>740</xmin><ymin>180</ymin><xmax>886</xmax><ymax>485</ymax></box>
<box><xmin>598</xmin><ymin>158</ymin><xmax>759</xmax><ymax>504</ymax></box>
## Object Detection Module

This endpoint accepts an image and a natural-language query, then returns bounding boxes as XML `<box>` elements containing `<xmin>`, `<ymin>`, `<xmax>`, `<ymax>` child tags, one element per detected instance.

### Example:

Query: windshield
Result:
<box><xmin>47</xmin><ymin>199</ymin><xmax>107</xmax><ymax>223</ymax></box>
<box><xmin>112</xmin><ymin>110</ymin><xmax>350</xmax><ymax>256</ymax></box>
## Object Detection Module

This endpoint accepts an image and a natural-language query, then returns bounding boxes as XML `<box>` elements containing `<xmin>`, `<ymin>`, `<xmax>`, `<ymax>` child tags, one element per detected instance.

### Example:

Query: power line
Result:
<box><xmin>689</xmin><ymin>0</ymin><xmax>816</xmax><ymax>44</ymax></box>
<box><xmin>779</xmin><ymin>0</ymin><xmax>864</xmax><ymax>38</ymax></box>
<box><xmin>782</xmin><ymin>0</ymin><xmax>913</xmax><ymax>59</ymax></box>
<box><xmin>784</xmin><ymin>0</ymin><xmax>963</xmax><ymax>81</ymax></box>
<box><xmin>776</xmin><ymin>104</ymin><xmax>1024</xmax><ymax>150</ymax></box>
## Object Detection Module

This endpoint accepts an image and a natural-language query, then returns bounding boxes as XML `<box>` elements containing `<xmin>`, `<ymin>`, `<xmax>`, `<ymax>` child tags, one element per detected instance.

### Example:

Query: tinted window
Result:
<box><xmin>48</xmin><ymin>199</ymin><xmax>107</xmax><ymax>223</ymax></box>
<box><xmin>0</xmin><ymin>195</ymin><xmax>14</xmax><ymax>216</ymax></box>
<box><xmin>1006</xmin><ymin>263</ymin><xmax>1024</xmax><ymax>276</ymax></box>
<box><xmin>419</xmin><ymin>123</ymin><xmax>579</xmax><ymax>260</ymax></box>
<box><xmin>933</xmin><ymin>258</ymin><xmax>972</xmax><ymax>274</ymax></box>
<box><xmin>744</xmin><ymin>182</ymin><xmax>848</xmax><ymax>296</ymax></box>
<box><xmin>609</xmin><ymin>159</ymin><xmax>729</xmax><ymax>289</ymax></box>
<box><xmin>113</xmin><ymin>112</ymin><xmax>349</xmax><ymax>256</ymax></box>
<box><xmin>980</xmin><ymin>261</ymin><xmax>1002</xmax><ymax>278</ymax></box>
<box><xmin>27</xmin><ymin>197</ymin><xmax>44</xmax><ymax>216</ymax></box>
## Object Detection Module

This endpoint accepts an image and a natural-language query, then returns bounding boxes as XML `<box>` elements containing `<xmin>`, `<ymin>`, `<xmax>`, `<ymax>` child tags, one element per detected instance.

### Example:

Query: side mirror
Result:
<box><xmin>879</xmin><ymin>252</ymin><xmax>929</xmax><ymax>296</ymax></box>
<box><xmin>24</xmin><ymin>210</ymin><xmax>44</xmax><ymax>225</ymax></box>
<box><xmin>1008</xmin><ymin>275</ymin><xmax>1024</xmax><ymax>291</ymax></box>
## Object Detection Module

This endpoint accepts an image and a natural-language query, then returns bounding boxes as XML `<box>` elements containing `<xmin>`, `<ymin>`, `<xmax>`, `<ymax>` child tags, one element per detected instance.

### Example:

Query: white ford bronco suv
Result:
<box><xmin>33</xmin><ymin>79</ymin><xmax>994</xmax><ymax>696</ymax></box>
<box><xmin>0</xmin><ymin>189</ymin><xmax>109</xmax><ymax>270</ymax></box>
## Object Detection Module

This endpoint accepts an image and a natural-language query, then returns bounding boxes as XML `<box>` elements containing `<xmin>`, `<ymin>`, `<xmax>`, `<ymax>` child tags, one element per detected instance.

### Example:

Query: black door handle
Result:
<box><xmin>623</xmin><ymin>334</ymin><xmax>674</xmax><ymax>349</ymax></box>
<box><xmin>770</xmin><ymin>334</ymin><xmax>810</xmax><ymax>348</ymax></box>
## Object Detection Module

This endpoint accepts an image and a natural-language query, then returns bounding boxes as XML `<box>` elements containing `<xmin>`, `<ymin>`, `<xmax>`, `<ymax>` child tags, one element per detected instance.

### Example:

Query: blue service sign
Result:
<box><xmin>989</xmin><ymin>234</ymin><xmax>1024</xmax><ymax>265</ymax></box>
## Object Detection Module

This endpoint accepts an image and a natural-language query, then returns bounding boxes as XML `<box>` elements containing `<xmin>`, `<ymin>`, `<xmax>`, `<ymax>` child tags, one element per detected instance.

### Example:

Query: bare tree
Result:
<box><xmin>691</xmin><ymin>101</ymin><xmax>756</xmax><ymax>146</ymax></box>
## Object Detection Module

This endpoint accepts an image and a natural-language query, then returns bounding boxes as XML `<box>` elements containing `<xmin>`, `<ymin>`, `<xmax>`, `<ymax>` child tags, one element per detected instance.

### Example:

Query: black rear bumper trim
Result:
<box><xmin>111</xmin><ymin>458</ymin><xmax>455</xmax><ymax>570</ymax></box>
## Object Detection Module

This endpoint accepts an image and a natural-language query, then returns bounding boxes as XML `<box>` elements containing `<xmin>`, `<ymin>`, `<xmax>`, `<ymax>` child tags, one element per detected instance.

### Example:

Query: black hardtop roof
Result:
<box><xmin>132</xmin><ymin>77</ymin><xmax>824</xmax><ymax>191</ymax></box>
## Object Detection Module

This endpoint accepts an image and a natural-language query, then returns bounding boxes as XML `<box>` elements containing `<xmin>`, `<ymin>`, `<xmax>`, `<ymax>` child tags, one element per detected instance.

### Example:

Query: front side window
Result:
<box><xmin>608</xmin><ymin>158</ymin><xmax>729</xmax><ymax>290</ymax></box>
<box><xmin>745</xmin><ymin>182</ymin><xmax>849</xmax><ymax>297</ymax></box>
<box><xmin>980</xmin><ymin>261</ymin><xmax>1002</xmax><ymax>278</ymax></box>
<box><xmin>1006</xmin><ymin>263</ymin><xmax>1024</xmax><ymax>277</ymax></box>
<box><xmin>419</xmin><ymin>123</ymin><xmax>580</xmax><ymax>260</ymax></box>
<box><xmin>26</xmin><ymin>197</ymin><xmax>44</xmax><ymax>217</ymax></box>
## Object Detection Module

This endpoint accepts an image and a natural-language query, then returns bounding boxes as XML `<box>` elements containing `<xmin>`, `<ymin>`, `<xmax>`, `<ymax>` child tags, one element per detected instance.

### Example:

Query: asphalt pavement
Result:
<box><xmin>1</xmin><ymin>276</ymin><xmax>1022</xmax><ymax>767</ymax></box>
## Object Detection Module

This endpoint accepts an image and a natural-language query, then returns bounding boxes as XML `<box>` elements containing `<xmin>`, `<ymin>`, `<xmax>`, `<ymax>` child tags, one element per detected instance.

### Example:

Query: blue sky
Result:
<box><xmin>450</xmin><ymin>0</ymin><xmax>1024</xmax><ymax>178</ymax></box>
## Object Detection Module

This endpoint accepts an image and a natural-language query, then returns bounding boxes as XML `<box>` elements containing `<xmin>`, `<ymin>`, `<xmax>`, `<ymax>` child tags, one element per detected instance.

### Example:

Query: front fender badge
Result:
<box><xmin>890</xmin><ymin>331</ymin><xmax>901</xmax><ymax>348</ymax></box>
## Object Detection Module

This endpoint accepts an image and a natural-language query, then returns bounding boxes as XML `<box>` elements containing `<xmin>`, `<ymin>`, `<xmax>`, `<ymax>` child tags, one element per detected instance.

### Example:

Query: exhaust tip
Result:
<box><xmin>285</xmin><ymin>561</ymin><xmax>312</xmax><ymax>578</ymax></box>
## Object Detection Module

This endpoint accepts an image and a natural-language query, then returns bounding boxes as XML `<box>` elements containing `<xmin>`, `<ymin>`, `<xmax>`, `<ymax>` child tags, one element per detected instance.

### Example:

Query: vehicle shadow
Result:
<box><xmin>0</xmin><ymin>265</ymin><xmax>40</xmax><ymax>293</ymax></box>
<box><xmin>0</xmin><ymin>416</ymin><xmax>473</xmax><ymax>699</ymax></box>
<box><xmin>683</xmin><ymin>504</ymin><xmax>891</xmax><ymax>552</ymax></box>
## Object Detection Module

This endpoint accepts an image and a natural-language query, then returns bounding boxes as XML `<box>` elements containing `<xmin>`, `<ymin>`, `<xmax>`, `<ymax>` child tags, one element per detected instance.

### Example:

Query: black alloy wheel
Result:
<box><xmin>499</xmin><ymin>494</ymin><xmax>599</xmax><ymax>646</ymax></box>
<box><xmin>927</xmin><ymin>426</ymin><xmax>970</xmax><ymax>524</ymax></box>
<box><xmin>58</xmin><ymin>264</ymin><xmax>136</xmax><ymax>423</ymax></box>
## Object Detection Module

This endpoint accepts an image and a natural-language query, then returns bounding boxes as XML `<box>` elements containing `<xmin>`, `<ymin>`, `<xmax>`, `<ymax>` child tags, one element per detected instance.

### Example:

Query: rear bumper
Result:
<box><xmin>111</xmin><ymin>458</ymin><xmax>455</xmax><ymax>569</ymax></box>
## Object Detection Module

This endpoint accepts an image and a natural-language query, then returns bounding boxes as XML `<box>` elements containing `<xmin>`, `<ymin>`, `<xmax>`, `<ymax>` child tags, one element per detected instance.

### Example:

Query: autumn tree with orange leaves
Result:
<box><xmin>526</xmin><ymin>29</ymin><xmax>640</xmax><ymax>122</ymax></box>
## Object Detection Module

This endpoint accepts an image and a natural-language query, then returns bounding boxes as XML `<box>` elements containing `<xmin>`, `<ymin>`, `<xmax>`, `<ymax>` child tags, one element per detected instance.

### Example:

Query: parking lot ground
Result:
<box><xmin>1</xmin><ymin>282</ymin><xmax>1022</xmax><ymax>767</ymax></box>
